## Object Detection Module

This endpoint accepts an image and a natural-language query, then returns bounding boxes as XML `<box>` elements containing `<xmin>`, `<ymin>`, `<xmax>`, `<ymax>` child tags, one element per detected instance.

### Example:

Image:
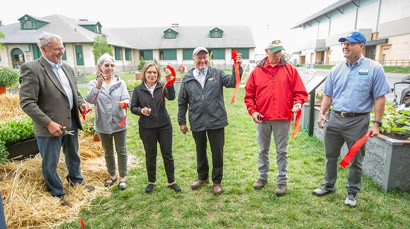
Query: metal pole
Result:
<box><xmin>309</xmin><ymin>90</ymin><xmax>316</xmax><ymax>136</ymax></box>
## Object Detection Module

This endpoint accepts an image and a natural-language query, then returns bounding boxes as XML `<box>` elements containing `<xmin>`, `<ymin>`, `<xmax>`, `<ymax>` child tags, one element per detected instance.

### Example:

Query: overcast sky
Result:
<box><xmin>1</xmin><ymin>0</ymin><xmax>338</xmax><ymax>55</ymax></box>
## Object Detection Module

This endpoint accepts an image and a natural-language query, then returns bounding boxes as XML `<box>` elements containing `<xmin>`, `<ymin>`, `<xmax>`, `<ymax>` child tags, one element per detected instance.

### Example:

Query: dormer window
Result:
<box><xmin>163</xmin><ymin>28</ymin><xmax>178</xmax><ymax>39</ymax></box>
<box><xmin>210</xmin><ymin>27</ymin><xmax>223</xmax><ymax>38</ymax></box>
<box><xmin>18</xmin><ymin>14</ymin><xmax>48</xmax><ymax>30</ymax></box>
<box><xmin>79</xmin><ymin>21</ymin><xmax>102</xmax><ymax>34</ymax></box>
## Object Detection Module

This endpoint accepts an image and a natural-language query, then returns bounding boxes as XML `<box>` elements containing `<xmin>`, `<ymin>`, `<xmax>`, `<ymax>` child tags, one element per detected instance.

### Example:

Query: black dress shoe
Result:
<box><xmin>145</xmin><ymin>183</ymin><xmax>155</xmax><ymax>193</ymax></box>
<box><xmin>168</xmin><ymin>183</ymin><xmax>182</xmax><ymax>192</ymax></box>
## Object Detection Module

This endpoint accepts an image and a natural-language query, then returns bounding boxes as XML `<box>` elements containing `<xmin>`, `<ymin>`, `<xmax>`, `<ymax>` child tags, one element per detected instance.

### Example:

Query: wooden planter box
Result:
<box><xmin>301</xmin><ymin>103</ymin><xmax>410</xmax><ymax>191</ymax></box>
<box><xmin>6</xmin><ymin>138</ymin><xmax>40</xmax><ymax>161</ymax></box>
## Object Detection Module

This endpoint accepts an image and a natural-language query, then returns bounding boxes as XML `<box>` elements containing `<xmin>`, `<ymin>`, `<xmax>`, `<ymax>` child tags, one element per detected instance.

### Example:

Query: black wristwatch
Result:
<box><xmin>373</xmin><ymin>120</ymin><xmax>382</xmax><ymax>127</ymax></box>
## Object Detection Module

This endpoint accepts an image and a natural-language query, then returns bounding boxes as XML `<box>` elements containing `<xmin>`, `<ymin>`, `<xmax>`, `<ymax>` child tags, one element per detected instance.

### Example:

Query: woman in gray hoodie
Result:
<box><xmin>86</xmin><ymin>53</ymin><xmax>130</xmax><ymax>190</ymax></box>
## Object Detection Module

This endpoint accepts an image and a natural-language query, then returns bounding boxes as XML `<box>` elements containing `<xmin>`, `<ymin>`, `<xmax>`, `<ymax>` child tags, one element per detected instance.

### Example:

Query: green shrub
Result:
<box><xmin>0</xmin><ymin>66</ymin><xmax>19</xmax><ymax>87</ymax></box>
<box><xmin>126</xmin><ymin>79</ymin><xmax>142</xmax><ymax>91</ymax></box>
<box><xmin>0</xmin><ymin>116</ymin><xmax>35</xmax><ymax>163</ymax></box>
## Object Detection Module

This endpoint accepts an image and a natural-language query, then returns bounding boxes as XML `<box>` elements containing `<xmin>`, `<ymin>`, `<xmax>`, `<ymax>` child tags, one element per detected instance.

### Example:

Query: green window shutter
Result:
<box><xmin>161</xmin><ymin>49</ymin><xmax>176</xmax><ymax>60</ymax></box>
<box><xmin>75</xmin><ymin>45</ymin><xmax>84</xmax><ymax>66</ymax></box>
<box><xmin>115</xmin><ymin>47</ymin><xmax>122</xmax><ymax>60</ymax></box>
<box><xmin>236</xmin><ymin>48</ymin><xmax>249</xmax><ymax>59</ymax></box>
<box><xmin>140</xmin><ymin>50</ymin><xmax>153</xmax><ymax>60</ymax></box>
<box><xmin>32</xmin><ymin>44</ymin><xmax>41</xmax><ymax>60</ymax></box>
<box><xmin>183</xmin><ymin>49</ymin><xmax>194</xmax><ymax>60</ymax></box>
<box><xmin>125</xmin><ymin>48</ymin><xmax>131</xmax><ymax>61</ymax></box>
<box><xmin>211</xmin><ymin>49</ymin><xmax>225</xmax><ymax>60</ymax></box>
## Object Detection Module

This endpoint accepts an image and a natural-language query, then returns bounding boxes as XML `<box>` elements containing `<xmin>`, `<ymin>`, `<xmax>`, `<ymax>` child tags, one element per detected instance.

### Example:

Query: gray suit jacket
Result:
<box><xmin>19</xmin><ymin>56</ymin><xmax>84</xmax><ymax>137</ymax></box>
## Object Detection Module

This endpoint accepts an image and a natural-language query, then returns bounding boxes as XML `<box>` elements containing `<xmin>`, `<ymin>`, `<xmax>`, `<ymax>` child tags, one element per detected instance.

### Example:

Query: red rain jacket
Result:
<box><xmin>244</xmin><ymin>57</ymin><xmax>308</xmax><ymax>121</ymax></box>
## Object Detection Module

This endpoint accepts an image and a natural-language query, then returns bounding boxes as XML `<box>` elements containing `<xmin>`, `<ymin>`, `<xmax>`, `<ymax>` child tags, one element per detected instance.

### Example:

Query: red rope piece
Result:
<box><xmin>81</xmin><ymin>108</ymin><xmax>92</xmax><ymax>120</ymax></box>
<box><xmin>117</xmin><ymin>101</ymin><xmax>128</xmax><ymax>128</ymax></box>
<box><xmin>79</xmin><ymin>218</ymin><xmax>85</xmax><ymax>229</ymax></box>
<box><xmin>230</xmin><ymin>50</ymin><xmax>241</xmax><ymax>104</ymax></box>
<box><xmin>291</xmin><ymin>109</ymin><xmax>302</xmax><ymax>138</ymax></box>
<box><xmin>340</xmin><ymin>133</ymin><xmax>370</xmax><ymax>168</ymax></box>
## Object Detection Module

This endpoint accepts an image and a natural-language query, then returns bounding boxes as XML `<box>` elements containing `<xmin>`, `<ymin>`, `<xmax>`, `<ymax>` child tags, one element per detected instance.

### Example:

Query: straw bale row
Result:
<box><xmin>0</xmin><ymin>136</ymin><xmax>140</xmax><ymax>228</ymax></box>
<box><xmin>0</xmin><ymin>94</ymin><xmax>25</xmax><ymax>122</ymax></box>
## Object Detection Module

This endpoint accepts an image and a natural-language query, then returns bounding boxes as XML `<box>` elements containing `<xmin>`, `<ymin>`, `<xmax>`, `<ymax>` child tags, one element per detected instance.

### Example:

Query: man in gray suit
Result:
<box><xmin>19</xmin><ymin>32</ymin><xmax>94</xmax><ymax>206</ymax></box>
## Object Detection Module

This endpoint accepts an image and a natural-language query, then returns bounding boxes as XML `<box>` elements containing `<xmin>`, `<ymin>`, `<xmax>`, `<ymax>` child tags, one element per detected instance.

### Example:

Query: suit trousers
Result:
<box><xmin>323</xmin><ymin>110</ymin><xmax>370</xmax><ymax>194</ymax></box>
<box><xmin>256</xmin><ymin>120</ymin><xmax>290</xmax><ymax>184</ymax></box>
<box><xmin>36</xmin><ymin>119</ymin><xmax>82</xmax><ymax>197</ymax></box>
<box><xmin>192</xmin><ymin>128</ymin><xmax>224</xmax><ymax>184</ymax></box>
<box><xmin>139</xmin><ymin>123</ymin><xmax>175</xmax><ymax>183</ymax></box>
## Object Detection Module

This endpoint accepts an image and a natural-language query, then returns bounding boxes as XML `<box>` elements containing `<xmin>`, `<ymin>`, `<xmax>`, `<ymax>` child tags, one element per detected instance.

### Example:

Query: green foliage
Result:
<box><xmin>0</xmin><ymin>116</ymin><xmax>35</xmax><ymax>163</ymax></box>
<box><xmin>314</xmin><ymin>64</ymin><xmax>410</xmax><ymax>74</ymax></box>
<box><xmin>371</xmin><ymin>102</ymin><xmax>410</xmax><ymax>139</ymax></box>
<box><xmin>137</xmin><ymin>58</ymin><xmax>145</xmax><ymax>71</ymax></box>
<box><xmin>126</xmin><ymin>79</ymin><xmax>142</xmax><ymax>91</ymax></box>
<box><xmin>92</xmin><ymin>34</ymin><xmax>113</xmax><ymax>63</ymax></box>
<box><xmin>0</xmin><ymin>32</ymin><xmax>5</xmax><ymax>49</ymax></box>
<box><xmin>0</xmin><ymin>66</ymin><xmax>19</xmax><ymax>87</ymax></box>
<box><xmin>383</xmin><ymin>66</ymin><xmax>410</xmax><ymax>74</ymax></box>
<box><xmin>80</xmin><ymin>112</ymin><xmax>96</xmax><ymax>137</ymax></box>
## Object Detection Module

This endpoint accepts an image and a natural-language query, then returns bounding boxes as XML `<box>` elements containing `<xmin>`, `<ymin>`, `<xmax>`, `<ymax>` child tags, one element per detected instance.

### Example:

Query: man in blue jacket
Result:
<box><xmin>178</xmin><ymin>47</ymin><xmax>243</xmax><ymax>195</ymax></box>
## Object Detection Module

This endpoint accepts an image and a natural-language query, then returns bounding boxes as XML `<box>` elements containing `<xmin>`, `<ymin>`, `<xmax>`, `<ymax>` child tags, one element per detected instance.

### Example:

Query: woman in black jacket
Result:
<box><xmin>130</xmin><ymin>62</ymin><xmax>181</xmax><ymax>193</ymax></box>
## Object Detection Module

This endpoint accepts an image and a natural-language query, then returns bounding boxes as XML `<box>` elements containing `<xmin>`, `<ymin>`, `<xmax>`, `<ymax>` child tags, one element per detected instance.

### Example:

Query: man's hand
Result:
<box><xmin>317</xmin><ymin>113</ymin><xmax>328</xmax><ymax>129</ymax></box>
<box><xmin>80</xmin><ymin>103</ymin><xmax>90</xmax><ymax>112</ymax></box>
<box><xmin>236</xmin><ymin>53</ymin><xmax>243</xmax><ymax>65</ymax></box>
<box><xmin>251</xmin><ymin>112</ymin><xmax>263</xmax><ymax>124</ymax></box>
<box><xmin>292</xmin><ymin>103</ymin><xmax>302</xmax><ymax>113</ymax></box>
<box><xmin>46</xmin><ymin>121</ymin><xmax>64</xmax><ymax>136</ymax></box>
<box><xmin>180</xmin><ymin>124</ymin><xmax>189</xmax><ymax>134</ymax></box>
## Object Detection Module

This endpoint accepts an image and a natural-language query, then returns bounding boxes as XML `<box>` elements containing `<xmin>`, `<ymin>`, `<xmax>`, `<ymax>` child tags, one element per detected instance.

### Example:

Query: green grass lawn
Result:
<box><xmin>63</xmin><ymin>86</ymin><xmax>410</xmax><ymax>228</ymax></box>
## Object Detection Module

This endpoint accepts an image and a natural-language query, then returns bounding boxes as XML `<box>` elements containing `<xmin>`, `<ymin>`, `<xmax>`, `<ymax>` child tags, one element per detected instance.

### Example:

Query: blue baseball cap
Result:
<box><xmin>338</xmin><ymin>31</ymin><xmax>366</xmax><ymax>44</ymax></box>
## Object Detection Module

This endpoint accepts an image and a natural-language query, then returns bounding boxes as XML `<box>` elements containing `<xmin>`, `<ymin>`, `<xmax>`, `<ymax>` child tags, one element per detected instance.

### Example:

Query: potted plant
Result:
<box><xmin>0</xmin><ymin>115</ymin><xmax>38</xmax><ymax>162</ymax></box>
<box><xmin>0</xmin><ymin>66</ymin><xmax>19</xmax><ymax>95</ymax></box>
<box><xmin>126</xmin><ymin>79</ymin><xmax>142</xmax><ymax>101</ymax></box>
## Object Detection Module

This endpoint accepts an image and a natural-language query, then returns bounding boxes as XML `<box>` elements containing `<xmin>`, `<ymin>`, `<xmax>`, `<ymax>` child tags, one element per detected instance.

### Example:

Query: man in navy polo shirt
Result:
<box><xmin>312</xmin><ymin>31</ymin><xmax>391</xmax><ymax>207</ymax></box>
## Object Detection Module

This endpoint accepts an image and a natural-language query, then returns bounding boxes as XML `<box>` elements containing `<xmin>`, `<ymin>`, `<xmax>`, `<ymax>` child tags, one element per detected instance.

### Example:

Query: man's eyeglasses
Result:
<box><xmin>45</xmin><ymin>45</ymin><xmax>65</xmax><ymax>52</ymax></box>
<box><xmin>103</xmin><ymin>64</ymin><xmax>115</xmax><ymax>68</ymax></box>
<box><xmin>340</xmin><ymin>42</ymin><xmax>358</xmax><ymax>47</ymax></box>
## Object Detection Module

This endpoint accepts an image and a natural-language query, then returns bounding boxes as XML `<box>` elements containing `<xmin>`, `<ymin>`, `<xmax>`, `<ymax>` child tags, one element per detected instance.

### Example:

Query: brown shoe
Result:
<box><xmin>253</xmin><ymin>179</ymin><xmax>267</xmax><ymax>190</ymax></box>
<box><xmin>191</xmin><ymin>179</ymin><xmax>209</xmax><ymax>189</ymax></box>
<box><xmin>213</xmin><ymin>183</ymin><xmax>222</xmax><ymax>195</ymax></box>
<box><xmin>59</xmin><ymin>197</ymin><xmax>72</xmax><ymax>207</ymax></box>
<box><xmin>274</xmin><ymin>184</ymin><xmax>287</xmax><ymax>196</ymax></box>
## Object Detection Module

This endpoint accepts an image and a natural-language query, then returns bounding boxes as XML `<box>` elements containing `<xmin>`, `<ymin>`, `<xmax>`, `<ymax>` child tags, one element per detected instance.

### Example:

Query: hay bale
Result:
<box><xmin>0</xmin><ymin>135</ymin><xmax>140</xmax><ymax>228</ymax></box>
<box><xmin>0</xmin><ymin>94</ymin><xmax>25</xmax><ymax>122</ymax></box>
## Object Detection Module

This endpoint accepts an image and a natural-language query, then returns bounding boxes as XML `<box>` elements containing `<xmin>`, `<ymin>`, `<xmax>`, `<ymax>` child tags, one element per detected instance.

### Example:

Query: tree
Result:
<box><xmin>92</xmin><ymin>34</ymin><xmax>112</xmax><ymax>62</ymax></box>
<box><xmin>0</xmin><ymin>32</ymin><xmax>5</xmax><ymax>50</ymax></box>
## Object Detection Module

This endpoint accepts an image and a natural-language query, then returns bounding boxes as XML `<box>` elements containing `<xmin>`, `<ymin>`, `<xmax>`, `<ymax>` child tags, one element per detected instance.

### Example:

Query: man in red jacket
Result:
<box><xmin>244</xmin><ymin>40</ymin><xmax>308</xmax><ymax>196</ymax></box>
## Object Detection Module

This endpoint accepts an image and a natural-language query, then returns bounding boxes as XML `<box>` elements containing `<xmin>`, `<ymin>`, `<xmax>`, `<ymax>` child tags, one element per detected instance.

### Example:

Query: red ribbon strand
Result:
<box><xmin>340</xmin><ymin>133</ymin><xmax>370</xmax><ymax>168</ymax></box>
<box><xmin>81</xmin><ymin>108</ymin><xmax>92</xmax><ymax>120</ymax></box>
<box><xmin>117</xmin><ymin>101</ymin><xmax>128</xmax><ymax>128</ymax></box>
<box><xmin>230</xmin><ymin>50</ymin><xmax>241</xmax><ymax>104</ymax></box>
<box><xmin>161</xmin><ymin>65</ymin><xmax>177</xmax><ymax>105</ymax></box>
<box><xmin>291</xmin><ymin>109</ymin><xmax>302</xmax><ymax>138</ymax></box>
<box><xmin>79</xmin><ymin>218</ymin><xmax>85</xmax><ymax>229</ymax></box>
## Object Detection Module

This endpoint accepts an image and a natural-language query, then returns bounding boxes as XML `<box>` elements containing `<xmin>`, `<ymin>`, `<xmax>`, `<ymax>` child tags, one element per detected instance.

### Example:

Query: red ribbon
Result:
<box><xmin>117</xmin><ymin>101</ymin><xmax>128</xmax><ymax>128</ymax></box>
<box><xmin>161</xmin><ymin>65</ymin><xmax>177</xmax><ymax>105</ymax></box>
<box><xmin>291</xmin><ymin>109</ymin><xmax>302</xmax><ymax>138</ymax></box>
<box><xmin>81</xmin><ymin>108</ymin><xmax>92</xmax><ymax>120</ymax></box>
<box><xmin>340</xmin><ymin>133</ymin><xmax>370</xmax><ymax>168</ymax></box>
<box><xmin>230</xmin><ymin>50</ymin><xmax>241</xmax><ymax>104</ymax></box>
<box><xmin>79</xmin><ymin>218</ymin><xmax>85</xmax><ymax>229</ymax></box>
